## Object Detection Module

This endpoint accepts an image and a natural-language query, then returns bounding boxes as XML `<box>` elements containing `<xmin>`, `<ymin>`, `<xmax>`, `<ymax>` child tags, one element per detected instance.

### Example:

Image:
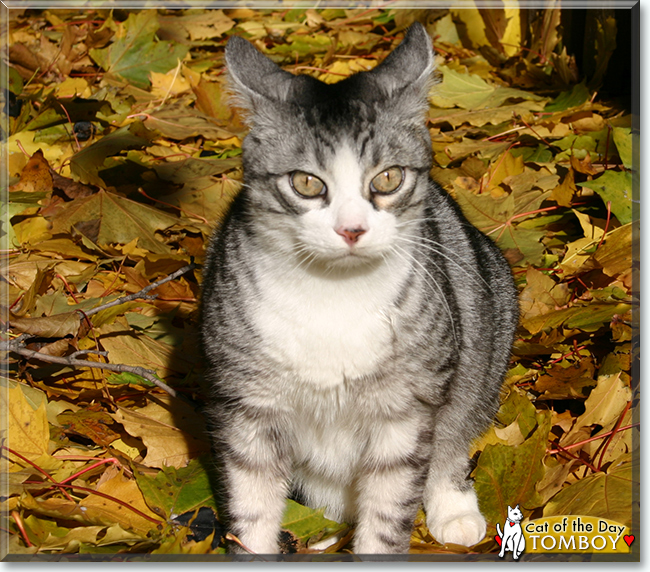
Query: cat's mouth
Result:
<box><xmin>295</xmin><ymin>244</ymin><xmax>383</xmax><ymax>270</ymax></box>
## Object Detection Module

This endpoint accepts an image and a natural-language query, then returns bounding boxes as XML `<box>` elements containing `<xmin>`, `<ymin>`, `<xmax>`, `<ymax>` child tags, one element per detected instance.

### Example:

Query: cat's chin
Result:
<box><xmin>304</xmin><ymin>250</ymin><xmax>385</xmax><ymax>272</ymax></box>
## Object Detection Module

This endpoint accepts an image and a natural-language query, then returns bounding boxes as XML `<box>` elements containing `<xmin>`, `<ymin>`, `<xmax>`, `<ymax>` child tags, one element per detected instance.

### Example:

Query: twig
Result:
<box><xmin>3</xmin><ymin>264</ymin><xmax>198</xmax><ymax>403</ymax></box>
<box><xmin>69</xmin><ymin>349</ymin><xmax>109</xmax><ymax>359</ymax></box>
<box><xmin>83</xmin><ymin>263</ymin><xmax>195</xmax><ymax>317</ymax></box>
<box><xmin>1</xmin><ymin>342</ymin><xmax>179</xmax><ymax>399</ymax></box>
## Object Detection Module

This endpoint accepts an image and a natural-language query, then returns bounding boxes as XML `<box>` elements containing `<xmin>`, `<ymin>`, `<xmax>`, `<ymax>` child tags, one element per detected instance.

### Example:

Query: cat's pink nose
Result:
<box><xmin>336</xmin><ymin>226</ymin><xmax>367</xmax><ymax>246</ymax></box>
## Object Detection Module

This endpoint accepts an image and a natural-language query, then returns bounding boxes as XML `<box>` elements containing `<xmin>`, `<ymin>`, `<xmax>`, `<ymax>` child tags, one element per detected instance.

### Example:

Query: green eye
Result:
<box><xmin>290</xmin><ymin>171</ymin><xmax>326</xmax><ymax>198</ymax></box>
<box><xmin>370</xmin><ymin>167</ymin><xmax>404</xmax><ymax>194</ymax></box>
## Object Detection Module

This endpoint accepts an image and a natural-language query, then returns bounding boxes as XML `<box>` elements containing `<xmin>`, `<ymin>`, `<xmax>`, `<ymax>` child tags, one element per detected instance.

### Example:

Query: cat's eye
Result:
<box><xmin>370</xmin><ymin>167</ymin><xmax>405</xmax><ymax>194</ymax></box>
<box><xmin>290</xmin><ymin>171</ymin><xmax>327</xmax><ymax>198</ymax></box>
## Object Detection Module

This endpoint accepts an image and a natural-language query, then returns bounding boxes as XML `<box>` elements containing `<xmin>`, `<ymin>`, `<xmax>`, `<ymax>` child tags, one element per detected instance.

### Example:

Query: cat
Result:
<box><xmin>496</xmin><ymin>505</ymin><xmax>526</xmax><ymax>560</ymax></box>
<box><xmin>200</xmin><ymin>22</ymin><xmax>519</xmax><ymax>555</ymax></box>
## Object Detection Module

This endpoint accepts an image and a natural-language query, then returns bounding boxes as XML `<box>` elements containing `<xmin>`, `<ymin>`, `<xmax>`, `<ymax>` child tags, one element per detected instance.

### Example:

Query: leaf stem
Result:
<box><xmin>22</xmin><ymin>481</ymin><xmax>163</xmax><ymax>526</ymax></box>
<box><xmin>11</xmin><ymin>511</ymin><xmax>33</xmax><ymax>548</ymax></box>
<box><xmin>595</xmin><ymin>201</ymin><xmax>612</xmax><ymax>251</ymax></box>
<box><xmin>2</xmin><ymin>445</ymin><xmax>75</xmax><ymax>502</ymax></box>
<box><xmin>546</xmin><ymin>422</ymin><xmax>639</xmax><ymax>454</ymax></box>
<box><xmin>596</xmin><ymin>401</ymin><xmax>632</xmax><ymax>470</ymax></box>
<box><xmin>57</xmin><ymin>458</ymin><xmax>121</xmax><ymax>485</ymax></box>
<box><xmin>550</xmin><ymin>442</ymin><xmax>601</xmax><ymax>473</ymax></box>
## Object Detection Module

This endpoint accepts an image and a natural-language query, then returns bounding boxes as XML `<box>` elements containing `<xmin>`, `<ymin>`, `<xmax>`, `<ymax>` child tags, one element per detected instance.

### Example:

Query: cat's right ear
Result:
<box><xmin>225</xmin><ymin>36</ymin><xmax>296</xmax><ymax>117</ymax></box>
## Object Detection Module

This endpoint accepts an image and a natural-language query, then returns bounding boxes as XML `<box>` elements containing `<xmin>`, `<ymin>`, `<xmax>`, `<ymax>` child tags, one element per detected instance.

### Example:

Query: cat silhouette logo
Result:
<box><xmin>496</xmin><ymin>505</ymin><xmax>526</xmax><ymax>560</ymax></box>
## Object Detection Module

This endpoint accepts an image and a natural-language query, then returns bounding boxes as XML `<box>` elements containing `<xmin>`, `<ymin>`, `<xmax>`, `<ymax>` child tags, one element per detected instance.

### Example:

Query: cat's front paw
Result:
<box><xmin>428</xmin><ymin>512</ymin><xmax>486</xmax><ymax>547</ymax></box>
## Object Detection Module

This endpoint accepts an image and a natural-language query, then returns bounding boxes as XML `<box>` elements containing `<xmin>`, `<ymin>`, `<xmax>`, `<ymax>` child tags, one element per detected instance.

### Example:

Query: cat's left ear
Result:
<box><xmin>368</xmin><ymin>22</ymin><xmax>435</xmax><ymax>101</ymax></box>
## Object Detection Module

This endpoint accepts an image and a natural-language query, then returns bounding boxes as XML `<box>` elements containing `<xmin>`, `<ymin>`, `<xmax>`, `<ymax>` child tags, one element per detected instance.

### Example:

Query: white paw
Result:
<box><xmin>428</xmin><ymin>512</ymin><xmax>487</xmax><ymax>547</ymax></box>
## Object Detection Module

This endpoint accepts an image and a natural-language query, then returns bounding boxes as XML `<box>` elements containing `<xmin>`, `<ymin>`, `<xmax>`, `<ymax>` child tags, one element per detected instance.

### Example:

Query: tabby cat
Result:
<box><xmin>200</xmin><ymin>23</ymin><xmax>519</xmax><ymax>555</ymax></box>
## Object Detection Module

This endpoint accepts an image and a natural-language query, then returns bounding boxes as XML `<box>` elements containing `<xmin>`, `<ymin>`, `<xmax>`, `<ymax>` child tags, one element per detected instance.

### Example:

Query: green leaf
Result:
<box><xmin>281</xmin><ymin>499</ymin><xmax>347</xmax><ymax>547</ymax></box>
<box><xmin>496</xmin><ymin>388</ymin><xmax>538</xmax><ymax>439</ymax></box>
<box><xmin>453</xmin><ymin>185</ymin><xmax>550</xmax><ymax>265</ymax></box>
<box><xmin>269</xmin><ymin>33</ymin><xmax>332</xmax><ymax>58</ymax></box>
<box><xmin>430</xmin><ymin>67</ymin><xmax>496</xmax><ymax>109</ymax></box>
<box><xmin>545</xmin><ymin>81</ymin><xmax>590</xmax><ymax>112</ymax></box>
<box><xmin>134</xmin><ymin>457</ymin><xmax>218</xmax><ymax>519</ymax></box>
<box><xmin>431</xmin><ymin>67</ymin><xmax>543</xmax><ymax>110</ymax></box>
<box><xmin>521</xmin><ymin>302</ymin><xmax>632</xmax><ymax>335</ymax></box>
<box><xmin>612</xmin><ymin>127</ymin><xmax>633</xmax><ymax>169</ymax></box>
<box><xmin>106</xmin><ymin>372</ymin><xmax>155</xmax><ymax>387</ymax></box>
<box><xmin>89</xmin><ymin>11</ymin><xmax>189</xmax><ymax>88</ymax></box>
<box><xmin>474</xmin><ymin>411</ymin><xmax>552</xmax><ymax>526</ymax></box>
<box><xmin>577</xmin><ymin>170</ymin><xmax>633</xmax><ymax>225</ymax></box>
<box><xmin>543</xmin><ymin>460</ymin><xmax>636</xmax><ymax>527</ymax></box>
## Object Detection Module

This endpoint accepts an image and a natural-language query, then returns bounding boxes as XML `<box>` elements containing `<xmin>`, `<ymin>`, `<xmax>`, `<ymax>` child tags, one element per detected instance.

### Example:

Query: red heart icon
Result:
<box><xmin>494</xmin><ymin>535</ymin><xmax>502</xmax><ymax>547</ymax></box>
<box><xmin>624</xmin><ymin>535</ymin><xmax>634</xmax><ymax>547</ymax></box>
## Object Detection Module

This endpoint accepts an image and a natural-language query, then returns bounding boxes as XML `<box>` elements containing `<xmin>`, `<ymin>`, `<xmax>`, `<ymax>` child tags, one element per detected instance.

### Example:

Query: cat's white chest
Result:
<box><xmin>252</xmin><ymin>259</ymin><xmax>405</xmax><ymax>387</ymax></box>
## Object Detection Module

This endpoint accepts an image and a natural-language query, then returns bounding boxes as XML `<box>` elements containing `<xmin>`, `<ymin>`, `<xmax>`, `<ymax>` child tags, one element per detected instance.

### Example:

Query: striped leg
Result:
<box><xmin>353</xmin><ymin>418</ymin><xmax>430</xmax><ymax>554</ymax></box>
<box><xmin>220</xmin><ymin>409</ymin><xmax>292</xmax><ymax>554</ymax></box>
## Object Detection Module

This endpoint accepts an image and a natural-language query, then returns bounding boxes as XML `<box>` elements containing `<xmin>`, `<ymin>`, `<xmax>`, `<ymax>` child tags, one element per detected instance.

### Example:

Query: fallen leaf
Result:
<box><xmin>474</xmin><ymin>412</ymin><xmax>552</xmax><ymax>526</ymax></box>
<box><xmin>79</xmin><ymin>465</ymin><xmax>162</xmax><ymax>535</ymax></box>
<box><xmin>8</xmin><ymin>149</ymin><xmax>53</xmax><ymax>194</ymax></box>
<box><xmin>49</xmin><ymin>189</ymin><xmax>179</xmax><ymax>254</ymax></box>
<box><xmin>10</xmin><ymin>311</ymin><xmax>80</xmax><ymax>338</ymax></box>
<box><xmin>112</xmin><ymin>397</ymin><xmax>210</xmax><ymax>469</ymax></box>
<box><xmin>519</xmin><ymin>268</ymin><xmax>571</xmax><ymax>322</ymax></box>
<box><xmin>134</xmin><ymin>457</ymin><xmax>218</xmax><ymax>519</ymax></box>
<box><xmin>281</xmin><ymin>499</ymin><xmax>347</xmax><ymax>548</ymax></box>
<box><xmin>2</xmin><ymin>384</ymin><xmax>50</xmax><ymax>462</ymax></box>
<box><xmin>612</xmin><ymin>127</ymin><xmax>632</xmax><ymax>169</ymax></box>
<box><xmin>543</xmin><ymin>460</ymin><xmax>636</xmax><ymax>527</ymax></box>
<box><xmin>89</xmin><ymin>11</ymin><xmax>189</xmax><ymax>88</ymax></box>
<box><xmin>578</xmin><ymin>170</ymin><xmax>632</xmax><ymax>225</ymax></box>
<box><xmin>594</xmin><ymin>223</ymin><xmax>634</xmax><ymax>278</ymax></box>
<box><xmin>68</xmin><ymin>121</ymin><xmax>156</xmax><ymax>188</ymax></box>
<box><xmin>561</xmin><ymin>372</ymin><xmax>631</xmax><ymax>446</ymax></box>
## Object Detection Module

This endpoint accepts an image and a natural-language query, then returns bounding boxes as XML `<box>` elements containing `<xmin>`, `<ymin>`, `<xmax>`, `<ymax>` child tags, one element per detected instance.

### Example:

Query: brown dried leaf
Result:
<box><xmin>78</xmin><ymin>465</ymin><xmax>162</xmax><ymax>535</ymax></box>
<box><xmin>9</xmin><ymin>150</ymin><xmax>53</xmax><ymax>195</ymax></box>
<box><xmin>112</xmin><ymin>397</ymin><xmax>210</xmax><ymax>468</ymax></box>
<box><xmin>10</xmin><ymin>311</ymin><xmax>80</xmax><ymax>338</ymax></box>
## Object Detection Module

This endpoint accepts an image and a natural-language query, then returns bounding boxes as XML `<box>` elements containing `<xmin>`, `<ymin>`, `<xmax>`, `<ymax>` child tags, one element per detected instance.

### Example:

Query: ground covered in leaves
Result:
<box><xmin>1</xmin><ymin>6</ymin><xmax>638</xmax><ymax>559</ymax></box>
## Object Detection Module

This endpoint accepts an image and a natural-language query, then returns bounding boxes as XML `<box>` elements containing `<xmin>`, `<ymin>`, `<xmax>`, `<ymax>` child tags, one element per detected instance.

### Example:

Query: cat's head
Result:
<box><xmin>507</xmin><ymin>505</ymin><xmax>523</xmax><ymax>522</ymax></box>
<box><xmin>226</xmin><ymin>24</ymin><xmax>436</xmax><ymax>269</ymax></box>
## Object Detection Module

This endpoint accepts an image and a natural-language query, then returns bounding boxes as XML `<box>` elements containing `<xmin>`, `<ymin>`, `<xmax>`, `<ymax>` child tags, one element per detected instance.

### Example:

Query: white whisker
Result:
<box><xmin>392</xmin><ymin>244</ymin><xmax>459</xmax><ymax>349</ymax></box>
<box><xmin>398</xmin><ymin>234</ymin><xmax>494</xmax><ymax>294</ymax></box>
